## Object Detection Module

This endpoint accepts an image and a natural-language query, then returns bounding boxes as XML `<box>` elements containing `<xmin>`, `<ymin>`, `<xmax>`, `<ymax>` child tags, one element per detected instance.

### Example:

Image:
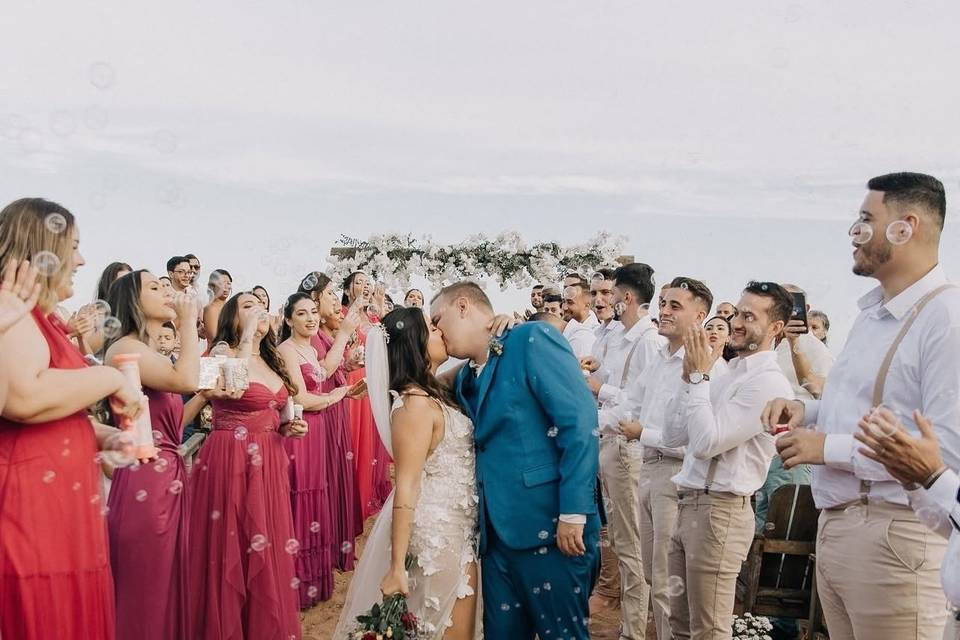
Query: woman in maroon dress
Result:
<box><xmin>299</xmin><ymin>273</ymin><xmax>364</xmax><ymax>570</ymax></box>
<box><xmin>103</xmin><ymin>270</ymin><xmax>202</xmax><ymax>639</ymax></box>
<box><xmin>187</xmin><ymin>292</ymin><xmax>308</xmax><ymax>640</ymax></box>
<box><xmin>0</xmin><ymin>198</ymin><xmax>142</xmax><ymax>640</ymax></box>
<box><xmin>277</xmin><ymin>292</ymin><xmax>366</xmax><ymax>606</ymax></box>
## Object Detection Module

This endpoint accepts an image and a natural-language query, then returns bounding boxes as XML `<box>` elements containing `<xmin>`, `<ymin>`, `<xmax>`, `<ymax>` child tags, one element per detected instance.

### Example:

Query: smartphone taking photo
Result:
<box><xmin>790</xmin><ymin>291</ymin><xmax>809</xmax><ymax>333</ymax></box>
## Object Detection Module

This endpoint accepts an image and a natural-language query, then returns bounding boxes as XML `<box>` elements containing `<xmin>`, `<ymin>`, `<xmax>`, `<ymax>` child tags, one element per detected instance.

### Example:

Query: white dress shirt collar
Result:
<box><xmin>857</xmin><ymin>263</ymin><xmax>947</xmax><ymax>320</ymax></box>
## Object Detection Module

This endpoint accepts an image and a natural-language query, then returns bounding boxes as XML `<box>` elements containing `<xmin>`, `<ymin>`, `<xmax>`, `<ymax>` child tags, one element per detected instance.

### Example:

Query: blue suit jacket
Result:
<box><xmin>455</xmin><ymin>321</ymin><xmax>600</xmax><ymax>552</ymax></box>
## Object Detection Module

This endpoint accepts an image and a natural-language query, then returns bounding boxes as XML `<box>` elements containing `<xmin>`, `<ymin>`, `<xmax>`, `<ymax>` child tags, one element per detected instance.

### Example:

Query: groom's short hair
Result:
<box><xmin>432</xmin><ymin>281</ymin><xmax>493</xmax><ymax>312</ymax></box>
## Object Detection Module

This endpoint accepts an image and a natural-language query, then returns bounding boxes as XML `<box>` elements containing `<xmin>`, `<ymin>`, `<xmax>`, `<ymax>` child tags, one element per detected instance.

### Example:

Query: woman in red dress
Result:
<box><xmin>341</xmin><ymin>271</ymin><xmax>393</xmax><ymax>519</ymax></box>
<box><xmin>187</xmin><ymin>292</ymin><xmax>308</xmax><ymax>640</ymax></box>
<box><xmin>0</xmin><ymin>198</ymin><xmax>142</xmax><ymax>640</ymax></box>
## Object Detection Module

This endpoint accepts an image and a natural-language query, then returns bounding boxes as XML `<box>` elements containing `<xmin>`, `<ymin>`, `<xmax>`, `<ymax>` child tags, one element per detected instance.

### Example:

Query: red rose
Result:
<box><xmin>362</xmin><ymin>632</ymin><xmax>377</xmax><ymax>640</ymax></box>
<box><xmin>401</xmin><ymin>612</ymin><xmax>418</xmax><ymax>631</ymax></box>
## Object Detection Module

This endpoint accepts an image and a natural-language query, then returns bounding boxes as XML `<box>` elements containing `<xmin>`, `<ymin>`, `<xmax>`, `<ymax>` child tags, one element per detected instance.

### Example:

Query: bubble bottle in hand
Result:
<box><xmin>112</xmin><ymin>353</ymin><xmax>159</xmax><ymax>462</ymax></box>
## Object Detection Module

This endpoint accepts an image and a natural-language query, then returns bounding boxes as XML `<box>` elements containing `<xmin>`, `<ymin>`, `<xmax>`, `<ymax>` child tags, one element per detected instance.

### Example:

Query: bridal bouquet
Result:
<box><xmin>731</xmin><ymin>613</ymin><xmax>773</xmax><ymax>640</ymax></box>
<box><xmin>348</xmin><ymin>593</ymin><xmax>421</xmax><ymax>640</ymax></box>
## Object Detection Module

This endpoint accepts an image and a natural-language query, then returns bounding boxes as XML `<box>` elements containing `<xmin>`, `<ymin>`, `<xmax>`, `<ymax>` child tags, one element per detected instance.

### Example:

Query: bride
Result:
<box><xmin>334</xmin><ymin>307</ymin><xmax>481</xmax><ymax>639</ymax></box>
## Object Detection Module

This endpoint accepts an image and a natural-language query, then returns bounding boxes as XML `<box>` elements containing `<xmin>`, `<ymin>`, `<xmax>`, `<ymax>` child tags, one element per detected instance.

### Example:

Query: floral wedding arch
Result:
<box><xmin>327</xmin><ymin>232</ymin><xmax>629</xmax><ymax>290</ymax></box>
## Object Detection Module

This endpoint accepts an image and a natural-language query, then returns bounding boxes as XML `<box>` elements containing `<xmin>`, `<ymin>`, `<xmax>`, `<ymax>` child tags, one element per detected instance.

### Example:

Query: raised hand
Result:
<box><xmin>855</xmin><ymin>409</ymin><xmax>946</xmax><ymax>486</ymax></box>
<box><xmin>0</xmin><ymin>259</ymin><xmax>42</xmax><ymax>336</ymax></box>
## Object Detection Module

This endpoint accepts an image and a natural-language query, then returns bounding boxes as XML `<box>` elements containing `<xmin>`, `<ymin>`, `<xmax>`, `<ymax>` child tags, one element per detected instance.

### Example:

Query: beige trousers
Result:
<box><xmin>599</xmin><ymin>435</ymin><xmax>649</xmax><ymax>639</ymax></box>
<box><xmin>638</xmin><ymin>454</ymin><xmax>683</xmax><ymax>640</ymax></box>
<box><xmin>816</xmin><ymin>502</ymin><xmax>948</xmax><ymax>640</ymax></box>
<box><xmin>668</xmin><ymin>490</ymin><xmax>755</xmax><ymax>640</ymax></box>
<box><xmin>945</xmin><ymin>613</ymin><xmax>960</xmax><ymax>640</ymax></box>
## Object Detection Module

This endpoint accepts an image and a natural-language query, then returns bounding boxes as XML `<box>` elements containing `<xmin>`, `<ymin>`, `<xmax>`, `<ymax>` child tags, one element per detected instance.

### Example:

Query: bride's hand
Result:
<box><xmin>488</xmin><ymin>313</ymin><xmax>518</xmax><ymax>337</ymax></box>
<box><xmin>380</xmin><ymin>568</ymin><xmax>409</xmax><ymax>597</ymax></box>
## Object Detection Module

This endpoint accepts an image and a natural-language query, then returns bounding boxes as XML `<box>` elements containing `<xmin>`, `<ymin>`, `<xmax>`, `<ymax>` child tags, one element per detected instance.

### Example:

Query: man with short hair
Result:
<box><xmin>563</xmin><ymin>282</ymin><xmax>600</xmax><ymax>358</ymax></box>
<box><xmin>603</xmin><ymin>277</ymin><xmax>725</xmax><ymax>640</ymax></box>
<box><xmin>542</xmin><ymin>287</ymin><xmax>563</xmax><ymax>317</ymax></box>
<box><xmin>665</xmin><ymin>281</ymin><xmax>793</xmax><ymax>640</ymax></box>
<box><xmin>431</xmin><ymin>281</ymin><xmax>600</xmax><ymax>640</ymax></box>
<box><xmin>767</xmin><ymin>172</ymin><xmax>960</xmax><ymax>640</ymax></box>
<box><xmin>586</xmin><ymin>263</ymin><xmax>664</xmax><ymax>636</ymax></box>
<box><xmin>184</xmin><ymin>253</ymin><xmax>203</xmax><ymax>296</ymax></box>
<box><xmin>715</xmin><ymin>302</ymin><xmax>736</xmax><ymax>320</ymax></box>
<box><xmin>527</xmin><ymin>284</ymin><xmax>545</xmax><ymax>318</ymax></box>
<box><xmin>167</xmin><ymin>256</ymin><xmax>192</xmax><ymax>294</ymax></box>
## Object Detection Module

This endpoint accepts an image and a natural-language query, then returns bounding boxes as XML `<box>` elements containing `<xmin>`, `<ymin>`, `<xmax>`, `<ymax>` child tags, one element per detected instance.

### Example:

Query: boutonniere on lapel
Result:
<box><xmin>488</xmin><ymin>335</ymin><xmax>505</xmax><ymax>358</ymax></box>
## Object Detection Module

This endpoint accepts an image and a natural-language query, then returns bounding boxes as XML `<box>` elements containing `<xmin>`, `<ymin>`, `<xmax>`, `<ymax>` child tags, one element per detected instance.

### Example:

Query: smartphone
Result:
<box><xmin>790</xmin><ymin>292</ymin><xmax>809</xmax><ymax>333</ymax></box>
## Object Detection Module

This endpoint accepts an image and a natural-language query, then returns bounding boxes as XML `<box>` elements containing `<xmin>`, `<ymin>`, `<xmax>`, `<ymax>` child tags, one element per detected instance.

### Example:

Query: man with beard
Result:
<box><xmin>604</xmin><ymin>277</ymin><xmax>727</xmax><ymax>640</ymax></box>
<box><xmin>663</xmin><ymin>281</ymin><xmax>793</xmax><ymax>640</ymax></box>
<box><xmin>526</xmin><ymin>284</ymin><xmax>545</xmax><ymax>319</ymax></box>
<box><xmin>764</xmin><ymin>172</ymin><xmax>960</xmax><ymax>640</ymax></box>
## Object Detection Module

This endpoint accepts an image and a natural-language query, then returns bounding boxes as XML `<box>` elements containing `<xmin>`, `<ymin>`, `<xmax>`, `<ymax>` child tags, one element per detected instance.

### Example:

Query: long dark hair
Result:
<box><xmin>214</xmin><ymin>292</ymin><xmax>298</xmax><ymax>395</ymax></box>
<box><xmin>104</xmin><ymin>269</ymin><xmax>150</xmax><ymax>353</ymax></box>
<box><xmin>278</xmin><ymin>292</ymin><xmax>314</xmax><ymax>343</ymax></box>
<box><xmin>251</xmin><ymin>285</ymin><xmax>271</xmax><ymax>309</ymax></box>
<box><xmin>382</xmin><ymin>308</ymin><xmax>458</xmax><ymax>409</ymax></box>
<box><xmin>95</xmin><ymin>261</ymin><xmax>132</xmax><ymax>302</ymax></box>
<box><xmin>705</xmin><ymin>314</ymin><xmax>737</xmax><ymax>362</ymax></box>
<box><xmin>298</xmin><ymin>271</ymin><xmax>332</xmax><ymax>300</ymax></box>
<box><xmin>341</xmin><ymin>271</ymin><xmax>365</xmax><ymax>306</ymax></box>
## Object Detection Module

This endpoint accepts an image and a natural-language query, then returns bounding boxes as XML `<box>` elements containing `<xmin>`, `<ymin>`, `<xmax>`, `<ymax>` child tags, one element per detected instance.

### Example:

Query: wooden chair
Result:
<box><xmin>738</xmin><ymin>483</ymin><xmax>819</xmax><ymax>621</ymax></box>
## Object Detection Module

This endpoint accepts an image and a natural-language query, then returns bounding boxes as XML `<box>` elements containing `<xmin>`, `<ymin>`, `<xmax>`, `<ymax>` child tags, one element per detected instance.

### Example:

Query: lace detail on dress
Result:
<box><xmin>390</xmin><ymin>394</ymin><xmax>480</xmax><ymax>637</ymax></box>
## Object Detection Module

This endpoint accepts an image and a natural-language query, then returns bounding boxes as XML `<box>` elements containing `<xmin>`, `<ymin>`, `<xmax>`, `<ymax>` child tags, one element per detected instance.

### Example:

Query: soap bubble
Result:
<box><xmin>307</xmin><ymin>586</ymin><xmax>318</xmax><ymax>599</ymax></box>
<box><xmin>250</xmin><ymin>534</ymin><xmax>268</xmax><ymax>552</ymax></box>
<box><xmin>849</xmin><ymin>221</ymin><xmax>874</xmax><ymax>246</ymax></box>
<box><xmin>538</xmin><ymin>530</ymin><xmax>549</xmax><ymax>540</ymax></box>
<box><xmin>93</xmin><ymin>299</ymin><xmax>111</xmax><ymax>316</ymax></box>
<box><xmin>168</xmin><ymin>480</ymin><xmax>184</xmax><ymax>495</ymax></box>
<box><xmin>102</xmin><ymin>316</ymin><xmax>123</xmax><ymax>339</ymax></box>
<box><xmin>32</xmin><ymin>251</ymin><xmax>61</xmax><ymax>277</ymax></box>
<box><xmin>667</xmin><ymin>574</ymin><xmax>686</xmax><ymax>597</ymax></box>
<box><xmin>290</xmin><ymin>577</ymin><xmax>301</xmax><ymax>589</ymax></box>
<box><xmin>284</xmin><ymin>539</ymin><xmax>300</xmax><ymax>555</ymax></box>
<box><xmin>310</xmin><ymin>521</ymin><xmax>321</xmax><ymax>533</ymax></box>
<box><xmin>42</xmin><ymin>470</ymin><xmax>56</xmax><ymax>484</ymax></box>
<box><xmin>300</xmin><ymin>273</ymin><xmax>318</xmax><ymax>291</ymax></box>
<box><xmin>210</xmin><ymin>510</ymin><xmax>222</xmax><ymax>521</ymax></box>
<box><xmin>44</xmin><ymin>212</ymin><xmax>68</xmax><ymax>234</ymax></box>
<box><xmin>88</xmin><ymin>62</ymin><xmax>116</xmax><ymax>89</ymax></box>
<box><xmin>234</xmin><ymin>427</ymin><xmax>248</xmax><ymax>441</ymax></box>
<box><xmin>135</xmin><ymin>490</ymin><xmax>148</xmax><ymax>502</ymax></box>
<box><xmin>341</xmin><ymin>541</ymin><xmax>353</xmax><ymax>554</ymax></box>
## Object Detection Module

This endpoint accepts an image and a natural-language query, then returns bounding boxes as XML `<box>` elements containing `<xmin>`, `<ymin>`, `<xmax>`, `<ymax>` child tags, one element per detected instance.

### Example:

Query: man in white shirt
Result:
<box><xmin>562</xmin><ymin>281</ymin><xmax>600</xmax><ymax>358</ymax></box>
<box><xmin>584</xmin><ymin>263</ymin><xmax>663</xmax><ymax>637</ymax></box>
<box><xmin>589</xmin><ymin>268</ymin><xmax>621</xmax><ymax>363</ymax></box>
<box><xmin>604</xmin><ymin>277</ymin><xmax>727</xmax><ymax>640</ymax></box>
<box><xmin>664</xmin><ymin>281</ymin><xmax>794</xmax><ymax>640</ymax></box>
<box><xmin>766</xmin><ymin>172</ymin><xmax>960</xmax><ymax>640</ymax></box>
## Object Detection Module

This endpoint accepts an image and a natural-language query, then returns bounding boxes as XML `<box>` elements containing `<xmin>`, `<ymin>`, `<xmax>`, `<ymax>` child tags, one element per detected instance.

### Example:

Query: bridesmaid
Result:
<box><xmin>103</xmin><ymin>270</ymin><xmax>201</xmax><ymax>639</ymax></box>
<box><xmin>300</xmin><ymin>273</ymin><xmax>365</xmax><ymax>571</ymax></box>
<box><xmin>342</xmin><ymin>271</ymin><xmax>393</xmax><ymax>518</ymax></box>
<box><xmin>187</xmin><ymin>292</ymin><xmax>307</xmax><ymax>640</ymax></box>
<box><xmin>0</xmin><ymin>198</ymin><xmax>141</xmax><ymax>640</ymax></box>
<box><xmin>277</xmin><ymin>292</ymin><xmax>363</xmax><ymax>606</ymax></box>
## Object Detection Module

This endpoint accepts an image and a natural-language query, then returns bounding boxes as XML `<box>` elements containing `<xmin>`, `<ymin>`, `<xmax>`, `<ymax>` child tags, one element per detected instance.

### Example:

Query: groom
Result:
<box><xmin>431</xmin><ymin>282</ymin><xmax>600</xmax><ymax>640</ymax></box>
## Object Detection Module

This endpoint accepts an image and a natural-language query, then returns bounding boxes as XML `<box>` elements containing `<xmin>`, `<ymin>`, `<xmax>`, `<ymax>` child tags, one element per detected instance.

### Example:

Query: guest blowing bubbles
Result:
<box><xmin>0</xmin><ymin>197</ymin><xmax>142</xmax><ymax>640</ymax></box>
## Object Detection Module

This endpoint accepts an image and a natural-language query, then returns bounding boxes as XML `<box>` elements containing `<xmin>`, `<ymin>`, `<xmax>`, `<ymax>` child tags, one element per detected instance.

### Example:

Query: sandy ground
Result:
<box><xmin>298</xmin><ymin>517</ymin><xmax>644</xmax><ymax>639</ymax></box>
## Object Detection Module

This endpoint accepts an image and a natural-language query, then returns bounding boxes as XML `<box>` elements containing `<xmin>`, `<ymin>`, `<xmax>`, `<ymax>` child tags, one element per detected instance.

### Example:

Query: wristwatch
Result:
<box><xmin>689</xmin><ymin>372</ymin><xmax>711</xmax><ymax>385</ymax></box>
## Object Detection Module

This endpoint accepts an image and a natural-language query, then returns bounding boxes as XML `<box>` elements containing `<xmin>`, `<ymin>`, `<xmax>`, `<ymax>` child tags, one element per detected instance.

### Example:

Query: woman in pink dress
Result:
<box><xmin>300</xmin><ymin>273</ymin><xmax>365</xmax><ymax>570</ymax></box>
<box><xmin>103</xmin><ymin>270</ymin><xmax>202</xmax><ymax>639</ymax></box>
<box><xmin>187</xmin><ymin>292</ymin><xmax>308</xmax><ymax>640</ymax></box>
<box><xmin>278</xmin><ymin>292</ymin><xmax>366</xmax><ymax>606</ymax></box>
<box><xmin>0</xmin><ymin>198</ymin><xmax>142</xmax><ymax>640</ymax></box>
<box><xmin>341</xmin><ymin>271</ymin><xmax>393</xmax><ymax>518</ymax></box>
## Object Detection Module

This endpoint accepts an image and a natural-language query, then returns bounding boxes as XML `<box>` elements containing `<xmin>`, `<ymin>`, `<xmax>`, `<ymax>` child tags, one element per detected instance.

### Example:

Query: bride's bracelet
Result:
<box><xmin>393</xmin><ymin>504</ymin><xmax>415</xmax><ymax>511</ymax></box>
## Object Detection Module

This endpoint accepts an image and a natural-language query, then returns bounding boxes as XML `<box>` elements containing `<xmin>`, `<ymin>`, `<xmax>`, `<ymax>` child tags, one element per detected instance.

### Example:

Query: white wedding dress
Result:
<box><xmin>333</xmin><ymin>393</ymin><xmax>483</xmax><ymax>639</ymax></box>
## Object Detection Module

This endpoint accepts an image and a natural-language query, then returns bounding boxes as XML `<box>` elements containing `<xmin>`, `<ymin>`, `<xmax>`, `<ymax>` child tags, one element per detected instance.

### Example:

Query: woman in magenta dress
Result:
<box><xmin>187</xmin><ymin>292</ymin><xmax>308</xmax><ymax>640</ymax></box>
<box><xmin>103</xmin><ymin>270</ymin><xmax>202</xmax><ymax>639</ymax></box>
<box><xmin>278</xmin><ymin>292</ymin><xmax>365</xmax><ymax>606</ymax></box>
<box><xmin>300</xmin><ymin>273</ymin><xmax>365</xmax><ymax>570</ymax></box>
<box><xmin>0</xmin><ymin>198</ymin><xmax>142</xmax><ymax>640</ymax></box>
<box><xmin>341</xmin><ymin>271</ymin><xmax>393</xmax><ymax>519</ymax></box>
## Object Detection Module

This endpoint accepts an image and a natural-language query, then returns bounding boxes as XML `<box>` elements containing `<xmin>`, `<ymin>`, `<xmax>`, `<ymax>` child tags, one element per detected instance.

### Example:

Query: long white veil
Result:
<box><xmin>333</xmin><ymin>323</ymin><xmax>396</xmax><ymax>639</ymax></box>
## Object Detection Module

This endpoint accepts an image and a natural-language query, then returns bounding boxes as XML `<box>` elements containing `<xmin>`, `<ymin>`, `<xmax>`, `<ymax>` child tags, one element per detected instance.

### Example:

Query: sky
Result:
<box><xmin>2</xmin><ymin>1</ymin><xmax>959</xmax><ymax>347</ymax></box>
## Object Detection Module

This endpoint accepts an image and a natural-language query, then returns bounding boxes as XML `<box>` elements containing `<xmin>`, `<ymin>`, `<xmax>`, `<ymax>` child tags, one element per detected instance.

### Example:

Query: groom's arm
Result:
<box><xmin>522</xmin><ymin>325</ymin><xmax>600</xmax><ymax>517</ymax></box>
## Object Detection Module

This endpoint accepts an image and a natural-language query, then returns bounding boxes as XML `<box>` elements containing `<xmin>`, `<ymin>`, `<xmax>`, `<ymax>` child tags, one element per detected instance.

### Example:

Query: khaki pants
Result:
<box><xmin>945</xmin><ymin>613</ymin><xmax>960</xmax><ymax>640</ymax></box>
<box><xmin>816</xmin><ymin>503</ymin><xmax>948</xmax><ymax>640</ymax></box>
<box><xmin>638</xmin><ymin>454</ymin><xmax>683</xmax><ymax>640</ymax></box>
<box><xmin>668</xmin><ymin>490</ymin><xmax>754</xmax><ymax>640</ymax></box>
<box><xmin>599</xmin><ymin>435</ymin><xmax>648</xmax><ymax>639</ymax></box>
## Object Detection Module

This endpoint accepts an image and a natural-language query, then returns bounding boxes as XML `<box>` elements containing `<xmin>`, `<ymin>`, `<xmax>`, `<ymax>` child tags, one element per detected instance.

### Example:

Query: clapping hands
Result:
<box><xmin>0</xmin><ymin>259</ymin><xmax>42</xmax><ymax>336</ymax></box>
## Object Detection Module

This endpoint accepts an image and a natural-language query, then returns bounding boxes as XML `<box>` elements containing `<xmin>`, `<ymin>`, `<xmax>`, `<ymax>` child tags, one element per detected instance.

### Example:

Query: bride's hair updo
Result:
<box><xmin>382</xmin><ymin>307</ymin><xmax>458</xmax><ymax>409</ymax></box>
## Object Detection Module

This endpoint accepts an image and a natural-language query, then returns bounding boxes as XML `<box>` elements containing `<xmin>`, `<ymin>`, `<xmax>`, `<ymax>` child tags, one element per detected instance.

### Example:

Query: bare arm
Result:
<box><xmin>278</xmin><ymin>342</ymin><xmax>349</xmax><ymax>411</ymax></box>
<box><xmin>386</xmin><ymin>396</ymin><xmax>439</xmax><ymax>579</ymax></box>
<box><xmin>0</xmin><ymin>314</ymin><xmax>134</xmax><ymax>423</ymax></box>
<box><xmin>181</xmin><ymin>393</ymin><xmax>209</xmax><ymax>428</ymax></box>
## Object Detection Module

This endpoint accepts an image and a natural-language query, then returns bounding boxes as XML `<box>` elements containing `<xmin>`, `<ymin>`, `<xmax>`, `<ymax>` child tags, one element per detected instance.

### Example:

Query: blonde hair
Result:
<box><xmin>0</xmin><ymin>198</ymin><xmax>77</xmax><ymax>312</ymax></box>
